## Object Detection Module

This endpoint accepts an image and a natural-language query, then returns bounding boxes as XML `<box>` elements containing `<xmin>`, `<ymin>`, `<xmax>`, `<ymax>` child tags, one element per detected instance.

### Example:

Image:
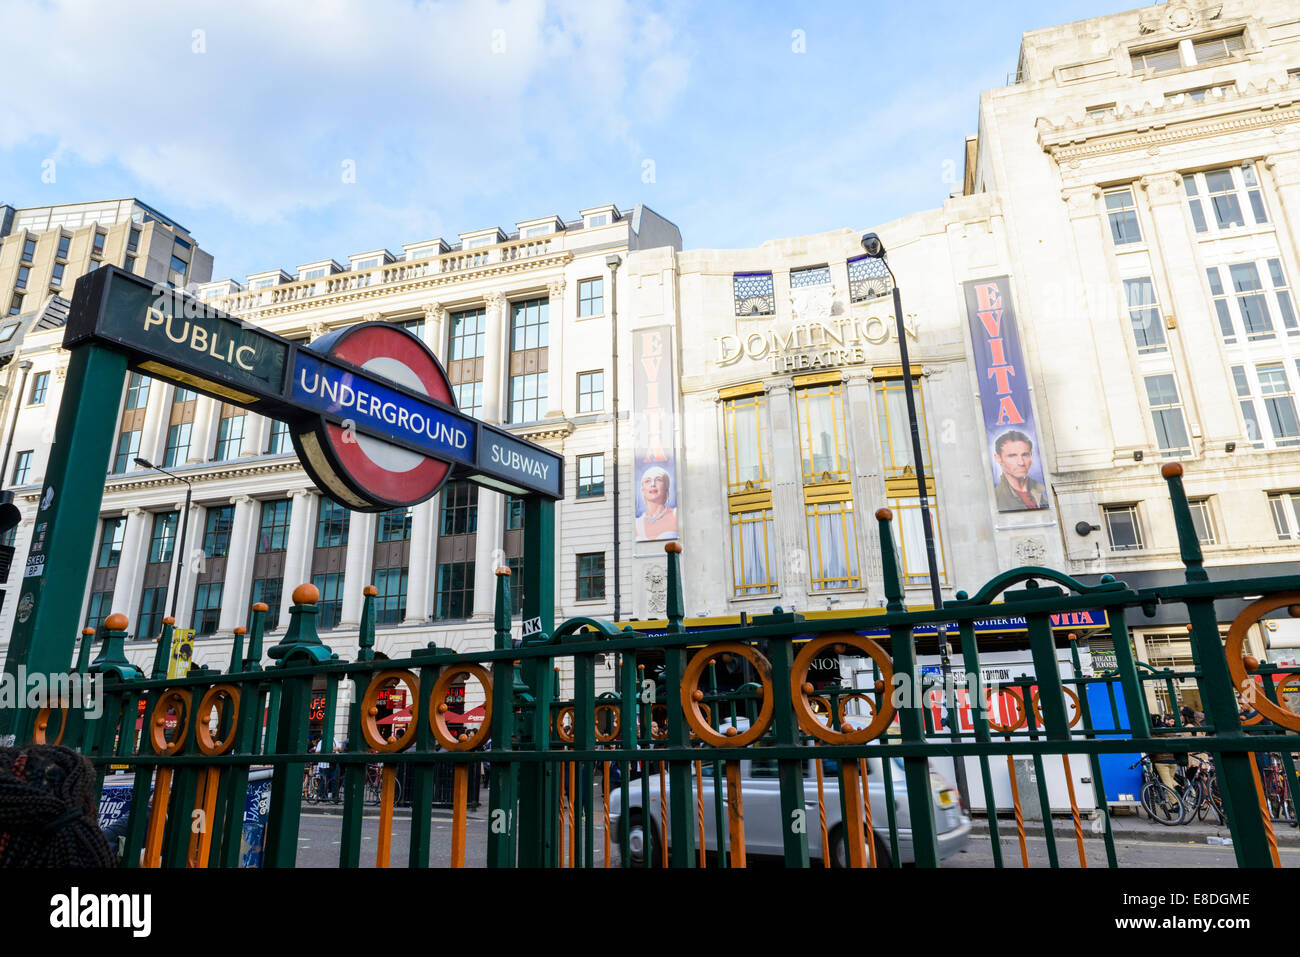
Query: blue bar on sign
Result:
<box><xmin>291</xmin><ymin>353</ymin><xmax>476</xmax><ymax>465</ymax></box>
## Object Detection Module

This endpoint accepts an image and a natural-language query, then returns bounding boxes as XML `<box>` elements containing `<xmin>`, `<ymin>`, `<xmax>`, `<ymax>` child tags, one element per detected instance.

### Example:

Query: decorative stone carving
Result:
<box><xmin>229</xmin><ymin>494</ymin><xmax>252</xmax><ymax>506</ymax></box>
<box><xmin>484</xmin><ymin>292</ymin><xmax>507</xmax><ymax>310</ymax></box>
<box><xmin>422</xmin><ymin>301</ymin><xmax>443</xmax><ymax>320</ymax></box>
<box><xmin>1139</xmin><ymin>172</ymin><xmax>1182</xmax><ymax>201</ymax></box>
<box><xmin>361</xmin><ymin>311</ymin><xmax>381</xmax><ymax>324</ymax></box>
<box><xmin>307</xmin><ymin>321</ymin><xmax>329</xmax><ymax>341</ymax></box>
<box><xmin>1138</xmin><ymin>1</ymin><xmax>1219</xmax><ymax>35</ymax></box>
<box><xmin>789</xmin><ymin>283</ymin><xmax>837</xmax><ymax>325</ymax></box>
<box><xmin>1014</xmin><ymin>537</ymin><xmax>1047</xmax><ymax>566</ymax></box>
<box><xmin>547</xmin><ymin>280</ymin><xmax>566</xmax><ymax>299</ymax></box>
<box><xmin>645</xmin><ymin>565</ymin><xmax>666</xmax><ymax>614</ymax></box>
<box><xmin>1061</xmin><ymin>186</ymin><xmax>1101</xmax><ymax>218</ymax></box>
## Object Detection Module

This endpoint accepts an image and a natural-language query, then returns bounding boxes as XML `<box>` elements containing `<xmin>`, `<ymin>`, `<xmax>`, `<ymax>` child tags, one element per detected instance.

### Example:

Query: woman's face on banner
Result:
<box><xmin>641</xmin><ymin>472</ymin><xmax>669</xmax><ymax>506</ymax></box>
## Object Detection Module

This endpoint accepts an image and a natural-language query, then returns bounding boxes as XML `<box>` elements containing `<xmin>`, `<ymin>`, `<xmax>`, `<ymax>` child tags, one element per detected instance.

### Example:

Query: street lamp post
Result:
<box><xmin>136</xmin><ymin>457</ymin><xmax>192</xmax><ymax>629</ymax></box>
<box><xmin>859</xmin><ymin>232</ymin><xmax>970</xmax><ymax>808</ymax></box>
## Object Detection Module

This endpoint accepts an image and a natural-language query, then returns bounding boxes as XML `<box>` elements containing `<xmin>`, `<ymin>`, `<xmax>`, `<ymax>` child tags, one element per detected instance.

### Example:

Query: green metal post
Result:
<box><xmin>1162</xmin><ymin>464</ymin><xmax>1273</xmax><ymax>866</ymax></box>
<box><xmin>1067</xmin><ymin>636</ymin><xmax>1118</xmax><ymax>868</ymax></box>
<box><xmin>877</xmin><ymin>507</ymin><xmax>939</xmax><ymax>867</ymax></box>
<box><xmin>518</xmin><ymin>495</ymin><xmax>556</xmax><ymax>866</ymax></box>
<box><xmin>487</xmin><ymin>566</ymin><xmax>518</xmax><ymax>867</ymax></box>
<box><xmin>1</xmin><ymin>342</ymin><xmax>126</xmax><ymax>743</ymax></box>
<box><xmin>262</xmin><ymin>589</ymin><xmax>322</xmax><ymax>867</ymax></box>
<box><xmin>662</xmin><ymin>543</ymin><xmax>696</xmax><ymax>867</ymax></box>
<box><xmin>956</xmin><ymin>616</ymin><xmax>1002</xmax><ymax>867</ymax></box>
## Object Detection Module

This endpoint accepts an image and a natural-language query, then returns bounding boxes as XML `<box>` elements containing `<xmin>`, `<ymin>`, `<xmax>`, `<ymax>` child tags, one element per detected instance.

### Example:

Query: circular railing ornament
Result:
<box><xmin>196</xmin><ymin>684</ymin><xmax>240</xmax><ymax>755</ymax></box>
<box><xmin>361</xmin><ymin>669</ymin><xmax>420</xmax><ymax>752</ymax></box>
<box><xmin>681</xmin><ymin>643</ymin><xmax>774</xmax><ymax>747</ymax></box>
<box><xmin>791</xmin><ymin>633</ymin><xmax>895</xmax><ymax>744</ymax></box>
<box><xmin>430</xmin><ymin>665</ymin><xmax>492</xmax><ymax>751</ymax></box>
<box><xmin>150</xmin><ymin>689</ymin><xmax>193</xmax><ymax>755</ymax></box>
<box><xmin>1226</xmin><ymin>595</ymin><xmax>1300</xmax><ymax>732</ymax></box>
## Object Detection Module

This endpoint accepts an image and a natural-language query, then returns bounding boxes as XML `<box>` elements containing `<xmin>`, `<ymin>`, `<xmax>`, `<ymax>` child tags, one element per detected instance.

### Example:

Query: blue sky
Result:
<box><xmin>0</xmin><ymin>0</ymin><xmax>1142</xmax><ymax>282</ymax></box>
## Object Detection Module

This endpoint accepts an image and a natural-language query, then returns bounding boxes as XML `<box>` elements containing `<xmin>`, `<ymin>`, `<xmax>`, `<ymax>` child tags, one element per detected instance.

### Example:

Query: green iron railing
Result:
<box><xmin>15</xmin><ymin>462</ymin><xmax>1300</xmax><ymax>867</ymax></box>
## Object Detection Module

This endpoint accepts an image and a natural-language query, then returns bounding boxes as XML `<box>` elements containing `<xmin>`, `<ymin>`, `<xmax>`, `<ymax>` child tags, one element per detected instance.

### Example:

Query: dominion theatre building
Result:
<box><xmin>2</xmin><ymin>1</ymin><xmax>1299</xmax><ymax>749</ymax></box>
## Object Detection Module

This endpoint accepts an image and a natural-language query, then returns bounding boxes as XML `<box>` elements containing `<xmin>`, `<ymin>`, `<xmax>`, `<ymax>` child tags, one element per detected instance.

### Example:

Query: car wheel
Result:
<box><xmin>621</xmin><ymin>812</ymin><xmax>660</xmax><ymax>868</ymax></box>
<box><xmin>827</xmin><ymin>824</ymin><xmax>891</xmax><ymax>868</ymax></box>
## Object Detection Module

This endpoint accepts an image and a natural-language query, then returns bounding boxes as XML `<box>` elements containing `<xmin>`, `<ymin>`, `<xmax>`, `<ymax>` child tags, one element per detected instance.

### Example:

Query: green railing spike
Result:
<box><xmin>358</xmin><ymin>585</ymin><xmax>376</xmax><ymax>661</ymax></box>
<box><xmin>494</xmin><ymin>562</ymin><xmax>512</xmax><ymax>649</ymax></box>
<box><xmin>74</xmin><ymin>627</ymin><xmax>96</xmax><ymax>674</ymax></box>
<box><xmin>228</xmin><ymin>625</ymin><xmax>247</xmax><ymax>675</ymax></box>
<box><xmin>665</xmin><ymin>542</ymin><xmax>685</xmax><ymax>633</ymax></box>
<box><xmin>245</xmin><ymin>602</ymin><xmax>267</xmax><ymax>671</ymax></box>
<box><xmin>268</xmin><ymin>583</ymin><xmax>334</xmax><ymax>665</ymax></box>
<box><xmin>151</xmin><ymin>618</ymin><xmax>174</xmax><ymax>679</ymax></box>
<box><xmin>88</xmin><ymin>613</ymin><xmax>143</xmax><ymax>680</ymax></box>
<box><xmin>1161</xmin><ymin>462</ymin><xmax>1208</xmax><ymax>583</ymax></box>
<box><xmin>876</xmin><ymin>507</ymin><xmax>906</xmax><ymax>612</ymax></box>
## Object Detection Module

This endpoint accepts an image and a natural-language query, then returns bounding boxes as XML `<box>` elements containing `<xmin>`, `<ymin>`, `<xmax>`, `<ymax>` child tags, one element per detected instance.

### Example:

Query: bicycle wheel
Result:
<box><xmin>364</xmin><ymin>776</ymin><xmax>381</xmax><ymax>806</ymax></box>
<box><xmin>1141</xmin><ymin>781</ymin><xmax>1183</xmax><ymax>825</ymax></box>
<box><xmin>306</xmin><ymin>773</ymin><xmax>323</xmax><ymax>805</ymax></box>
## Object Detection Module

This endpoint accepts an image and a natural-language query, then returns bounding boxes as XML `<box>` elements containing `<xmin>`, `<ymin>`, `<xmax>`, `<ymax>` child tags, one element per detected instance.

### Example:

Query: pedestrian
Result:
<box><xmin>1149</xmin><ymin>714</ymin><xmax>1180</xmax><ymax>792</ymax></box>
<box><xmin>0</xmin><ymin>744</ymin><xmax>116</xmax><ymax>867</ymax></box>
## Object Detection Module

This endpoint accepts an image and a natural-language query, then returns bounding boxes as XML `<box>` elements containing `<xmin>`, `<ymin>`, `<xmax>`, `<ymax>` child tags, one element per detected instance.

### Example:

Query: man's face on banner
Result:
<box><xmin>996</xmin><ymin>440</ymin><xmax>1033</xmax><ymax>481</ymax></box>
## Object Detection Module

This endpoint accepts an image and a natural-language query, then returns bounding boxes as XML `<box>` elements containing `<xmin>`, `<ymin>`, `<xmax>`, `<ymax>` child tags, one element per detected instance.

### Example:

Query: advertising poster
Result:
<box><xmin>963</xmin><ymin>277</ymin><xmax>1050</xmax><ymax>512</ymax></box>
<box><xmin>632</xmin><ymin>326</ymin><xmax>679</xmax><ymax>541</ymax></box>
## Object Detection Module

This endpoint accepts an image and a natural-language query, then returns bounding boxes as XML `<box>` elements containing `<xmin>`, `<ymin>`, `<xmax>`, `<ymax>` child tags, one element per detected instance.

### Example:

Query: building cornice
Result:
<box><xmin>20</xmin><ymin>458</ymin><xmax>308</xmax><ymax>503</ymax></box>
<box><xmin>1038</xmin><ymin>76</ymin><xmax>1300</xmax><ymax>163</ymax></box>
<box><xmin>217</xmin><ymin>251</ymin><xmax>576</xmax><ymax>325</ymax></box>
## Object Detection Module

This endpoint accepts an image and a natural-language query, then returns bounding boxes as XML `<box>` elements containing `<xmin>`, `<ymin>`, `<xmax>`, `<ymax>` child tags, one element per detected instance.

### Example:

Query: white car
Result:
<box><xmin>608</xmin><ymin>753</ymin><xmax>970</xmax><ymax>867</ymax></box>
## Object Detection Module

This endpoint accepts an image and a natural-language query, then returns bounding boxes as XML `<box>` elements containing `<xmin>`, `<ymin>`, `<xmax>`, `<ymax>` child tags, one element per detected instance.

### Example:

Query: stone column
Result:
<box><xmin>1139</xmin><ymin>172</ymin><xmax>1238</xmax><ymax>446</ymax></box>
<box><xmin>218</xmin><ymin>495</ymin><xmax>256</xmax><ymax>634</ymax></box>
<box><xmin>139</xmin><ymin>383</ymin><xmax>170</xmax><ymax>468</ymax></box>
<box><xmin>1264</xmin><ymin>150</ymin><xmax>1300</xmax><ymax>320</ymax></box>
<box><xmin>279</xmin><ymin>489</ymin><xmax>316</xmax><ymax>626</ymax></box>
<box><xmin>481</xmin><ymin>292</ymin><xmax>507</xmax><ymax>425</ymax></box>
<box><xmin>403</xmin><ymin>497</ymin><xmax>436</xmax><ymax>625</ymax></box>
<box><xmin>546</xmin><ymin>279</ymin><xmax>566</xmax><ymax>418</ymax></box>
<box><xmin>339</xmin><ymin>510</ymin><xmax>375</xmax><ymax>627</ymax></box>
<box><xmin>764</xmin><ymin>378</ymin><xmax>807</xmax><ymax>609</ymax></box>
<box><xmin>173</xmin><ymin>501</ymin><xmax>204</xmax><ymax>629</ymax></box>
<box><xmin>844</xmin><ymin>370</ymin><xmax>884</xmax><ymax>589</ymax></box>
<box><xmin>245</xmin><ymin>413</ymin><xmax>271</xmax><ymax>457</ymax></box>
<box><xmin>471</xmin><ymin>490</ymin><xmax>504</xmax><ymax>619</ymax></box>
<box><xmin>1059</xmin><ymin>185</ymin><xmax>1145</xmax><ymax>456</ymax></box>
<box><xmin>111</xmin><ymin>508</ymin><xmax>149</xmax><ymax>629</ymax></box>
<box><xmin>422</xmin><ymin>301</ymin><xmax>446</xmax><ymax>358</ymax></box>
<box><xmin>188</xmin><ymin>395</ymin><xmax>217</xmax><ymax>464</ymax></box>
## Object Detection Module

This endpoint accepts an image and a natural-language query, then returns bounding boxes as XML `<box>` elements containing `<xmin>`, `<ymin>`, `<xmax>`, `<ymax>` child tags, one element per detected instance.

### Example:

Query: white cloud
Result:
<box><xmin>0</xmin><ymin>0</ymin><xmax>693</xmax><ymax>241</ymax></box>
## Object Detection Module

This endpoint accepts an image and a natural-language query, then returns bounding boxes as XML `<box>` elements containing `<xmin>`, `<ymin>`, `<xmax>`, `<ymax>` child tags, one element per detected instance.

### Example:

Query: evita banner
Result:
<box><xmin>962</xmin><ymin>277</ymin><xmax>1051</xmax><ymax>513</ymax></box>
<box><xmin>632</xmin><ymin>326</ymin><xmax>679</xmax><ymax>541</ymax></box>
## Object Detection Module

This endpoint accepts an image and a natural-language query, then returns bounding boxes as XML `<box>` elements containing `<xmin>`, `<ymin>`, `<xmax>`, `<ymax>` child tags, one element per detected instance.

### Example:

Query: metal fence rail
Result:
<box><xmin>18</xmin><ymin>463</ymin><xmax>1300</xmax><ymax>867</ymax></box>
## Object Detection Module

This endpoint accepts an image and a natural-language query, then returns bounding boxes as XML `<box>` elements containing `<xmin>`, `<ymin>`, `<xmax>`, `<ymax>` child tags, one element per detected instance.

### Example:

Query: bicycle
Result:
<box><xmin>1179</xmin><ymin>761</ymin><xmax>1224</xmax><ymax>826</ymax></box>
<box><xmin>1132</xmin><ymin>755</ymin><xmax>1183</xmax><ymax>825</ymax></box>
<box><xmin>363</xmin><ymin>763</ymin><xmax>402</xmax><ymax>807</ymax></box>
<box><xmin>303</xmin><ymin>766</ymin><xmax>326</xmax><ymax>805</ymax></box>
<box><xmin>1260</xmin><ymin>754</ymin><xmax>1296</xmax><ymax>824</ymax></box>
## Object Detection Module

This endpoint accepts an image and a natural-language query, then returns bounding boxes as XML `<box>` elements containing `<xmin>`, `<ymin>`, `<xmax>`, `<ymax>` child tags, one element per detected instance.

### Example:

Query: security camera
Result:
<box><xmin>860</xmin><ymin>232</ymin><xmax>886</xmax><ymax>258</ymax></box>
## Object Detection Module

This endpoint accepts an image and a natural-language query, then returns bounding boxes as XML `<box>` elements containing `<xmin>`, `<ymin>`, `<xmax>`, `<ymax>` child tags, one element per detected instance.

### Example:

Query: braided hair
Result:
<box><xmin>0</xmin><ymin>744</ymin><xmax>116</xmax><ymax>867</ymax></box>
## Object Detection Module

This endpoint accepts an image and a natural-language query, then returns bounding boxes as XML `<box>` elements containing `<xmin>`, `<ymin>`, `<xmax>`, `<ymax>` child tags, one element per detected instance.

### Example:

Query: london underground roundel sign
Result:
<box><xmin>291</xmin><ymin>322</ymin><xmax>461</xmax><ymax>512</ymax></box>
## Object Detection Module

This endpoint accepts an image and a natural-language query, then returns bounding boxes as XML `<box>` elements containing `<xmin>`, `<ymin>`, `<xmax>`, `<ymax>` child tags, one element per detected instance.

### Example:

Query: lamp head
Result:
<box><xmin>860</xmin><ymin>232</ymin><xmax>886</xmax><ymax>259</ymax></box>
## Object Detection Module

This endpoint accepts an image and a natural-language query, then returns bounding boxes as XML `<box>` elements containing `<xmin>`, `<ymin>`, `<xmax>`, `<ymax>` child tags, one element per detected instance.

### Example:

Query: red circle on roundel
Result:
<box><xmin>319</xmin><ymin>325</ymin><xmax>457</xmax><ymax>506</ymax></box>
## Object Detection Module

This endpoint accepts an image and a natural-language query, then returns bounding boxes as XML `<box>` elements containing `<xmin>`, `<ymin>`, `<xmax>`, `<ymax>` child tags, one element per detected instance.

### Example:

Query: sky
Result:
<box><xmin>0</xmin><ymin>0</ymin><xmax>1146</xmax><ymax>283</ymax></box>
